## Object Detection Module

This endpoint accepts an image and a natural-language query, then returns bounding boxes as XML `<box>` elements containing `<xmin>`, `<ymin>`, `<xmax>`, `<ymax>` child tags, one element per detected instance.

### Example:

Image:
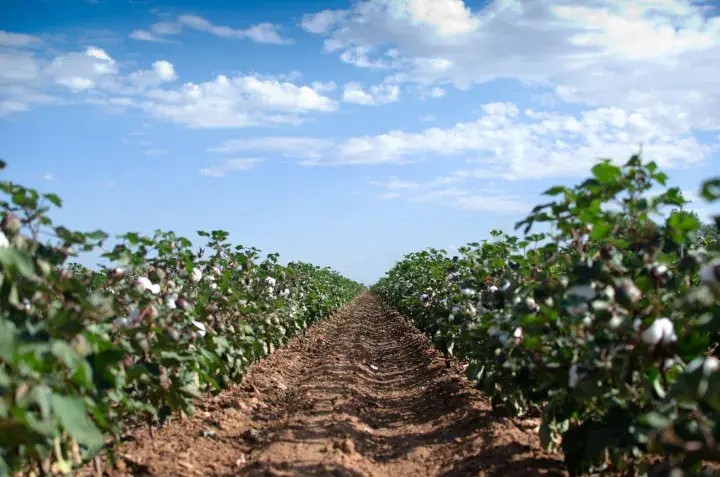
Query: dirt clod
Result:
<box><xmin>84</xmin><ymin>294</ymin><xmax>566</xmax><ymax>476</ymax></box>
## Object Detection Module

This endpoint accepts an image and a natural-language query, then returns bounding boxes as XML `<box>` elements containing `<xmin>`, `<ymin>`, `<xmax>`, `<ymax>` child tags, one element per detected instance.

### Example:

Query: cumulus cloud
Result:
<box><xmin>199</xmin><ymin>158</ymin><xmax>264</xmax><ymax>177</ymax></box>
<box><xmin>210</xmin><ymin>101</ymin><xmax>711</xmax><ymax>177</ymax></box>
<box><xmin>302</xmin><ymin>0</ymin><xmax>720</xmax><ymax>130</ymax></box>
<box><xmin>131</xmin><ymin>14</ymin><xmax>292</xmax><ymax>45</ymax></box>
<box><xmin>0</xmin><ymin>36</ymin><xmax>336</xmax><ymax>128</ymax></box>
<box><xmin>343</xmin><ymin>82</ymin><xmax>400</xmax><ymax>105</ymax></box>
<box><xmin>144</xmin><ymin>74</ymin><xmax>337</xmax><ymax>128</ymax></box>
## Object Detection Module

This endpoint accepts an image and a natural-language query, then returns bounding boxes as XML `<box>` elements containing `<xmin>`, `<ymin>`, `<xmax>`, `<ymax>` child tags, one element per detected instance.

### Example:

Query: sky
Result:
<box><xmin>0</xmin><ymin>0</ymin><xmax>719</xmax><ymax>284</ymax></box>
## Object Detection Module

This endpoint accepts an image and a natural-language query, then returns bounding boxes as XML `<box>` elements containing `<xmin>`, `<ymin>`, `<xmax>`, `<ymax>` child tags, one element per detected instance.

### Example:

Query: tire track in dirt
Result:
<box><xmin>95</xmin><ymin>293</ymin><xmax>566</xmax><ymax>476</ymax></box>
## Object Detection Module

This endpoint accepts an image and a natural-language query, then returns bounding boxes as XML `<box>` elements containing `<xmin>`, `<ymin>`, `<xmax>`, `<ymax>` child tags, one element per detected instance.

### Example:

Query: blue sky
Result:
<box><xmin>1</xmin><ymin>0</ymin><xmax>719</xmax><ymax>284</ymax></box>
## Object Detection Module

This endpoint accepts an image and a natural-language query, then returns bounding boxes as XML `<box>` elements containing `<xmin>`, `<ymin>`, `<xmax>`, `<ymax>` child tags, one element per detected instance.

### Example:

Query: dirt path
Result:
<box><xmin>98</xmin><ymin>293</ymin><xmax>566</xmax><ymax>476</ymax></box>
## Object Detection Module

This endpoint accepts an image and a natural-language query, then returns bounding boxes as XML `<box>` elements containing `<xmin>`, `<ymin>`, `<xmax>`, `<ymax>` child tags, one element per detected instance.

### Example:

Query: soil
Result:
<box><xmin>85</xmin><ymin>293</ymin><xmax>567</xmax><ymax>476</ymax></box>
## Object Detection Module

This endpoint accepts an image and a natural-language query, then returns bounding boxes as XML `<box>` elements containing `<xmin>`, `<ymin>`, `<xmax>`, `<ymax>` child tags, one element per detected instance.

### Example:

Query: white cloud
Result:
<box><xmin>129</xmin><ymin>30</ymin><xmax>170</xmax><ymax>43</ymax></box>
<box><xmin>210</xmin><ymin>137</ymin><xmax>334</xmax><ymax>158</ymax></box>
<box><xmin>0</xmin><ymin>100</ymin><xmax>29</xmax><ymax>116</ymax></box>
<box><xmin>343</xmin><ymin>82</ymin><xmax>399</xmax><ymax>105</ymax></box>
<box><xmin>144</xmin><ymin>74</ymin><xmax>337</xmax><ymax>128</ymax></box>
<box><xmin>420</xmin><ymin>114</ymin><xmax>436</xmax><ymax>122</ymax></box>
<box><xmin>369</xmin><ymin>178</ymin><xmax>420</xmax><ymax>190</ymax></box>
<box><xmin>131</xmin><ymin>14</ymin><xmax>292</xmax><ymax>45</ymax></box>
<box><xmin>303</xmin><ymin>0</ymin><xmax>720</xmax><ymax>130</ymax></box>
<box><xmin>0</xmin><ymin>36</ymin><xmax>335</xmax><ymax>128</ymax></box>
<box><xmin>128</xmin><ymin>60</ymin><xmax>177</xmax><ymax>89</ymax></box>
<box><xmin>454</xmin><ymin>194</ymin><xmax>530</xmax><ymax>213</ymax></box>
<box><xmin>42</xmin><ymin>172</ymin><xmax>54</xmax><ymax>181</ymax></box>
<box><xmin>0</xmin><ymin>30</ymin><xmax>42</xmax><ymax>47</ymax></box>
<box><xmin>300</xmin><ymin>9</ymin><xmax>347</xmax><ymax>34</ymax></box>
<box><xmin>199</xmin><ymin>158</ymin><xmax>264</xmax><ymax>177</ymax></box>
<box><xmin>213</xmin><ymin>101</ymin><xmax>711</xmax><ymax>177</ymax></box>
<box><xmin>311</xmin><ymin>80</ymin><xmax>337</xmax><ymax>92</ymax></box>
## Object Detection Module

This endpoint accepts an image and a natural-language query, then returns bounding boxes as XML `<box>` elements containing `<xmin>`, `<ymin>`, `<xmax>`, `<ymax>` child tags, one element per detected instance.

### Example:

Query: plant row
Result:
<box><xmin>0</xmin><ymin>160</ymin><xmax>365</xmax><ymax>476</ymax></box>
<box><xmin>372</xmin><ymin>155</ymin><xmax>720</xmax><ymax>476</ymax></box>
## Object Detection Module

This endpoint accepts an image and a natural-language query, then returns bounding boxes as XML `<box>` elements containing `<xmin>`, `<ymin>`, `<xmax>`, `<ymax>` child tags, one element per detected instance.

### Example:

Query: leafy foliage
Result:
<box><xmin>0</xmin><ymin>160</ymin><xmax>364</xmax><ymax>475</ymax></box>
<box><xmin>373</xmin><ymin>155</ymin><xmax>720</xmax><ymax>475</ymax></box>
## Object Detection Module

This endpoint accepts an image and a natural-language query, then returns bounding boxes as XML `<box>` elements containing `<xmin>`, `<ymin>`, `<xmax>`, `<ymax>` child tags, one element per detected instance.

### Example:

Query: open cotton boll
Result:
<box><xmin>265</xmin><ymin>277</ymin><xmax>277</xmax><ymax>287</ymax></box>
<box><xmin>487</xmin><ymin>285</ymin><xmax>499</xmax><ymax>293</ymax></box>
<box><xmin>280</xmin><ymin>288</ymin><xmax>290</xmax><ymax>299</ymax></box>
<box><xmin>461</xmin><ymin>288</ymin><xmax>475</xmax><ymax>296</ymax></box>
<box><xmin>191</xmin><ymin>320</ymin><xmax>206</xmax><ymax>338</ymax></box>
<box><xmin>114</xmin><ymin>316</ymin><xmax>130</xmax><ymax>327</ymax></box>
<box><xmin>567</xmin><ymin>284</ymin><xmax>595</xmax><ymax>301</ymax></box>
<box><xmin>212</xmin><ymin>266</ymin><xmax>222</xmax><ymax>276</ymax></box>
<box><xmin>569</xmin><ymin>364</ymin><xmax>581</xmax><ymax>388</ymax></box>
<box><xmin>135</xmin><ymin>276</ymin><xmax>160</xmax><ymax>294</ymax></box>
<box><xmin>0</xmin><ymin>231</ymin><xmax>9</xmax><ymax>248</ymax></box>
<box><xmin>641</xmin><ymin>317</ymin><xmax>677</xmax><ymax>346</ymax></box>
<box><xmin>687</xmin><ymin>356</ymin><xmax>720</xmax><ymax>376</ymax></box>
<box><xmin>699</xmin><ymin>259</ymin><xmax>720</xmax><ymax>285</ymax></box>
<box><xmin>165</xmin><ymin>294</ymin><xmax>178</xmax><ymax>309</ymax></box>
<box><xmin>190</xmin><ymin>268</ymin><xmax>203</xmax><ymax>283</ymax></box>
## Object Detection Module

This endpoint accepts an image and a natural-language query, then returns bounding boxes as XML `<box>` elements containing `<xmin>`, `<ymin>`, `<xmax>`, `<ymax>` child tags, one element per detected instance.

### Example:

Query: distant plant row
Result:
<box><xmin>0</xmin><ymin>159</ymin><xmax>365</xmax><ymax>475</ymax></box>
<box><xmin>373</xmin><ymin>155</ymin><xmax>719</xmax><ymax>476</ymax></box>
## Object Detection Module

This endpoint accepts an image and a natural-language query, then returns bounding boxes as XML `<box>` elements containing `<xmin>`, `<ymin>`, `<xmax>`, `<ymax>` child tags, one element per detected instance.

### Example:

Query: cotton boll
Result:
<box><xmin>569</xmin><ymin>364</ymin><xmax>581</xmax><ymax>388</ymax></box>
<box><xmin>190</xmin><ymin>268</ymin><xmax>203</xmax><ymax>283</ymax></box>
<box><xmin>687</xmin><ymin>356</ymin><xmax>720</xmax><ymax>376</ymax></box>
<box><xmin>641</xmin><ymin>318</ymin><xmax>677</xmax><ymax>346</ymax></box>
<box><xmin>567</xmin><ymin>284</ymin><xmax>595</xmax><ymax>301</ymax></box>
<box><xmin>191</xmin><ymin>320</ymin><xmax>206</xmax><ymax>338</ymax></box>
<box><xmin>699</xmin><ymin>259</ymin><xmax>720</xmax><ymax>285</ymax></box>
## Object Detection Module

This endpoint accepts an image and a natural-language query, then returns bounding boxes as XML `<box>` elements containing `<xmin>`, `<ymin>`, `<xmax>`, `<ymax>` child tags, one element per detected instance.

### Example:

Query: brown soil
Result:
<box><xmin>87</xmin><ymin>293</ymin><xmax>567</xmax><ymax>476</ymax></box>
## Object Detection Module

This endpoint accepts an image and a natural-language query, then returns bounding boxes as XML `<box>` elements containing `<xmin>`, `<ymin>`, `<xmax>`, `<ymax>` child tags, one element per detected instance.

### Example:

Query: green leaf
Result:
<box><xmin>43</xmin><ymin>193</ymin><xmax>63</xmax><ymax>207</ymax></box>
<box><xmin>0</xmin><ymin>248</ymin><xmax>36</xmax><ymax>278</ymax></box>
<box><xmin>591</xmin><ymin>162</ymin><xmax>621</xmax><ymax>184</ymax></box>
<box><xmin>50</xmin><ymin>394</ymin><xmax>104</xmax><ymax>449</ymax></box>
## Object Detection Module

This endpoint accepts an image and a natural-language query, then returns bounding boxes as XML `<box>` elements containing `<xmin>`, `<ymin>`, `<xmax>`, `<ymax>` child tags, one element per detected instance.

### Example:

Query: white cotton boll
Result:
<box><xmin>210</xmin><ymin>282</ymin><xmax>218</xmax><ymax>290</ymax></box>
<box><xmin>114</xmin><ymin>317</ymin><xmax>130</xmax><ymax>327</ymax></box>
<box><xmin>567</xmin><ymin>284</ymin><xmax>595</xmax><ymax>301</ymax></box>
<box><xmin>569</xmin><ymin>364</ymin><xmax>581</xmax><ymax>388</ymax></box>
<box><xmin>488</xmin><ymin>285</ymin><xmax>499</xmax><ymax>293</ymax></box>
<box><xmin>0</xmin><ymin>231</ymin><xmax>9</xmax><ymax>248</ymax></box>
<box><xmin>652</xmin><ymin>263</ymin><xmax>669</xmax><ymax>277</ymax></box>
<box><xmin>641</xmin><ymin>317</ymin><xmax>677</xmax><ymax>346</ymax></box>
<box><xmin>501</xmin><ymin>281</ymin><xmax>511</xmax><ymax>292</ymax></box>
<box><xmin>699</xmin><ymin>259</ymin><xmax>720</xmax><ymax>285</ymax></box>
<box><xmin>451</xmin><ymin>306</ymin><xmax>460</xmax><ymax>314</ymax></box>
<box><xmin>280</xmin><ymin>288</ymin><xmax>291</xmax><ymax>299</ymax></box>
<box><xmin>149</xmin><ymin>283</ymin><xmax>161</xmax><ymax>294</ymax></box>
<box><xmin>420</xmin><ymin>293</ymin><xmax>429</xmax><ymax>301</ymax></box>
<box><xmin>191</xmin><ymin>320</ymin><xmax>206</xmax><ymax>338</ymax></box>
<box><xmin>213</xmin><ymin>266</ymin><xmax>222</xmax><ymax>276</ymax></box>
<box><xmin>265</xmin><ymin>276</ymin><xmax>276</xmax><ymax>287</ymax></box>
<box><xmin>525</xmin><ymin>297</ymin><xmax>539</xmax><ymax>311</ymax></box>
<box><xmin>191</xmin><ymin>268</ymin><xmax>203</xmax><ymax>283</ymax></box>
<box><xmin>687</xmin><ymin>356</ymin><xmax>720</xmax><ymax>375</ymax></box>
<box><xmin>582</xmin><ymin>315</ymin><xmax>593</xmax><ymax>327</ymax></box>
<box><xmin>165</xmin><ymin>294</ymin><xmax>178</xmax><ymax>309</ymax></box>
<box><xmin>513</xmin><ymin>327</ymin><xmax>523</xmax><ymax>339</ymax></box>
<box><xmin>462</xmin><ymin>288</ymin><xmax>475</xmax><ymax>296</ymax></box>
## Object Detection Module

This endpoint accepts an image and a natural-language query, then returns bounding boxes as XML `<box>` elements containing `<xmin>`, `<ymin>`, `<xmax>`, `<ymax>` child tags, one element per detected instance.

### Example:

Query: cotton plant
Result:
<box><xmin>373</xmin><ymin>156</ymin><xmax>720</xmax><ymax>475</ymax></box>
<box><xmin>0</xmin><ymin>160</ymin><xmax>365</xmax><ymax>475</ymax></box>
